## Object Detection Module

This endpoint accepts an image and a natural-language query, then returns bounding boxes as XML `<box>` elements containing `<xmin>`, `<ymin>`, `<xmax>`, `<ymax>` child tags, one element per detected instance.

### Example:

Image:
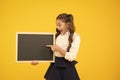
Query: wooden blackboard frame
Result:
<box><xmin>16</xmin><ymin>32</ymin><xmax>55</xmax><ymax>62</ymax></box>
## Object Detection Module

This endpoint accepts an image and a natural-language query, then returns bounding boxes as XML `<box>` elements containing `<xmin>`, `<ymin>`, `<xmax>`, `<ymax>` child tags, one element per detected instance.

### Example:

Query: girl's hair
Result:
<box><xmin>55</xmin><ymin>13</ymin><xmax>75</xmax><ymax>52</ymax></box>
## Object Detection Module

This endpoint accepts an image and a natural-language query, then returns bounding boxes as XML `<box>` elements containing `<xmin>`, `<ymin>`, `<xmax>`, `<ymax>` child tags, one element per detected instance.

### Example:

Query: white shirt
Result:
<box><xmin>55</xmin><ymin>31</ymin><xmax>80</xmax><ymax>61</ymax></box>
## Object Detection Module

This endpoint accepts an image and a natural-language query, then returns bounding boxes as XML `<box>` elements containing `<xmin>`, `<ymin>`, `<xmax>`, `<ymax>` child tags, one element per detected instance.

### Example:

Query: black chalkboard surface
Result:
<box><xmin>16</xmin><ymin>32</ymin><xmax>55</xmax><ymax>62</ymax></box>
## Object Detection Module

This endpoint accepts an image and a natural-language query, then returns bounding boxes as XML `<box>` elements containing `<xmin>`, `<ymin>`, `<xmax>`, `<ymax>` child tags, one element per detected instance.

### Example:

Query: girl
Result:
<box><xmin>32</xmin><ymin>13</ymin><xmax>80</xmax><ymax>80</ymax></box>
<box><xmin>45</xmin><ymin>13</ymin><xmax>80</xmax><ymax>80</ymax></box>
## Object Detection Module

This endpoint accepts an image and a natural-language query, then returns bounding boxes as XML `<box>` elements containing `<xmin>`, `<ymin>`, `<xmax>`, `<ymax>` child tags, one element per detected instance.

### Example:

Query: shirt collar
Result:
<box><xmin>60</xmin><ymin>31</ymin><xmax>70</xmax><ymax>36</ymax></box>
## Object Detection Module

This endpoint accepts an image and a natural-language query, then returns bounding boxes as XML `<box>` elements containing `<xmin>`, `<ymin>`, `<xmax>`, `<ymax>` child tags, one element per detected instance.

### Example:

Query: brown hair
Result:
<box><xmin>55</xmin><ymin>13</ymin><xmax>75</xmax><ymax>51</ymax></box>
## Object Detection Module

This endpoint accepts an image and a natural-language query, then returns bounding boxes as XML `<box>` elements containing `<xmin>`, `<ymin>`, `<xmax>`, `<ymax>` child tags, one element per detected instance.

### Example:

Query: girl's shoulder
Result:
<box><xmin>73</xmin><ymin>32</ymin><xmax>80</xmax><ymax>38</ymax></box>
<box><xmin>72</xmin><ymin>32</ymin><xmax>81</xmax><ymax>41</ymax></box>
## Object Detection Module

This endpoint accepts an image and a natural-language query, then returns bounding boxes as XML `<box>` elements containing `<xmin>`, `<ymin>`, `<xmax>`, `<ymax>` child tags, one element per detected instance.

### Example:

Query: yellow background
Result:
<box><xmin>0</xmin><ymin>0</ymin><xmax>120</xmax><ymax>80</ymax></box>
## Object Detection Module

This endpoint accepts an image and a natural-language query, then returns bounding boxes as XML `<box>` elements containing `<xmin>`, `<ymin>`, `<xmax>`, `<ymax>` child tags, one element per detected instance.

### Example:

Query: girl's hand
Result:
<box><xmin>46</xmin><ymin>45</ymin><xmax>60</xmax><ymax>51</ymax></box>
<box><xmin>46</xmin><ymin>45</ymin><xmax>66</xmax><ymax>56</ymax></box>
<box><xmin>31</xmin><ymin>60</ymin><xmax>39</xmax><ymax>65</ymax></box>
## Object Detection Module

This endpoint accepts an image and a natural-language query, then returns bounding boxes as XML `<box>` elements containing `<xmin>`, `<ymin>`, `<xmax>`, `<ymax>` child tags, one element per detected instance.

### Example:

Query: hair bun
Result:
<box><xmin>67</xmin><ymin>14</ymin><xmax>73</xmax><ymax>21</ymax></box>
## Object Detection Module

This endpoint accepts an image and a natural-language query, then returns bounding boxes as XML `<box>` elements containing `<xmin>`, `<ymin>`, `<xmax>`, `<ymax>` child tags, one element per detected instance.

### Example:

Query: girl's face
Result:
<box><xmin>56</xmin><ymin>19</ymin><xmax>68</xmax><ymax>34</ymax></box>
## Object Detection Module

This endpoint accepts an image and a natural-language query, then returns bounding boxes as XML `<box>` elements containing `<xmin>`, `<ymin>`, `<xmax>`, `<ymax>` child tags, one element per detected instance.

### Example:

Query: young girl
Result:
<box><xmin>45</xmin><ymin>13</ymin><xmax>80</xmax><ymax>80</ymax></box>
<box><xmin>32</xmin><ymin>13</ymin><xmax>80</xmax><ymax>80</ymax></box>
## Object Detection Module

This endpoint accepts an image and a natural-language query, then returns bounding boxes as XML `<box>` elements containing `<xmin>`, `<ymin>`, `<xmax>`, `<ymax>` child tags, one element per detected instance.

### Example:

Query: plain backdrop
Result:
<box><xmin>0</xmin><ymin>0</ymin><xmax>120</xmax><ymax>80</ymax></box>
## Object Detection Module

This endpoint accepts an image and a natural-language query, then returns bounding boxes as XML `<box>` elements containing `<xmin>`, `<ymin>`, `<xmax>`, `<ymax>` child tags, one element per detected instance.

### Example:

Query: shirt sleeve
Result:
<box><xmin>64</xmin><ymin>34</ymin><xmax>80</xmax><ymax>61</ymax></box>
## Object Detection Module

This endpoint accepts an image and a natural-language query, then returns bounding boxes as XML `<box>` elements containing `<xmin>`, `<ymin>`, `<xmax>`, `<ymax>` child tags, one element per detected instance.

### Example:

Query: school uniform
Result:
<box><xmin>44</xmin><ymin>31</ymin><xmax>80</xmax><ymax>80</ymax></box>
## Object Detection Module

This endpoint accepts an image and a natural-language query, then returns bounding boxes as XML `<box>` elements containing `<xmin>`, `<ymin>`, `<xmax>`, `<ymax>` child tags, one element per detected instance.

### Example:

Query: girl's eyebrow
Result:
<box><xmin>56</xmin><ymin>23</ymin><xmax>61</xmax><ymax>25</ymax></box>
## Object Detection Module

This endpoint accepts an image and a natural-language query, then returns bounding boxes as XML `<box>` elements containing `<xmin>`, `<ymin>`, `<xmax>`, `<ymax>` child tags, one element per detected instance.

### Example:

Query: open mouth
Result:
<box><xmin>57</xmin><ymin>28</ymin><xmax>62</xmax><ymax>32</ymax></box>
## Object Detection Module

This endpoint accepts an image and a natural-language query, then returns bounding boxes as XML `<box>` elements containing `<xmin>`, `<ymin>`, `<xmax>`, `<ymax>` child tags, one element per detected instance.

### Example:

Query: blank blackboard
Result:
<box><xmin>16</xmin><ymin>32</ymin><xmax>55</xmax><ymax>62</ymax></box>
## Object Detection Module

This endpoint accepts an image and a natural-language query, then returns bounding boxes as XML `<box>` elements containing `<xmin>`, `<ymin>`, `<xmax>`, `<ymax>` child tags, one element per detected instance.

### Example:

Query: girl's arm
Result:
<box><xmin>46</xmin><ymin>34</ymin><xmax>80</xmax><ymax>61</ymax></box>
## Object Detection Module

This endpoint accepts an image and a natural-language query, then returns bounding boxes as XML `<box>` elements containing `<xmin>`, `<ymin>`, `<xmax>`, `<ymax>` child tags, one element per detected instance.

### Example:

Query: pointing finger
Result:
<box><xmin>46</xmin><ymin>45</ymin><xmax>52</xmax><ymax>47</ymax></box>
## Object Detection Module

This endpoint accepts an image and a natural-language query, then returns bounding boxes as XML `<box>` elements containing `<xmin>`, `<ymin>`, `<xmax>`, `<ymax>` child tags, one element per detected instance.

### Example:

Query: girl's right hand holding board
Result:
<box><xmin>31</xmin><ymin>60</ymin><xmax>39</xmax><ymax>65</ymax></box>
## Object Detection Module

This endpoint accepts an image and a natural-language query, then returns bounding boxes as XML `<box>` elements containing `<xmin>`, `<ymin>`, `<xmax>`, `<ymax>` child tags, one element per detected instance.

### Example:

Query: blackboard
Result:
<box><xmin>16</xmin><ymin>32</ymin><xmax>55</xmax><ymax>62</ymax></box>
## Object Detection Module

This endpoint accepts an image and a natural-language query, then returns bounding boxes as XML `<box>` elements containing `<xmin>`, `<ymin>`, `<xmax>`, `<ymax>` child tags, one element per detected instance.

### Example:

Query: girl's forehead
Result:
<box><xmin>56</xmin><ymin>19</ymin><xmax>65</xmax><ymax>23</ymax></box>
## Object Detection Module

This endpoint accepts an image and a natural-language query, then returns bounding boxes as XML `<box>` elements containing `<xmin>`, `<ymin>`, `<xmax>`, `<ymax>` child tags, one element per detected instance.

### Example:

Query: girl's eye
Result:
<box><xmin>57</xmin><ymin>24</ymin><xmax>61</xmax><ymax>26</ymax></box>
<box><xmin>58</xmin><ymin>25</ymin><xmax>61</xmax><ymax>26</ymax></box>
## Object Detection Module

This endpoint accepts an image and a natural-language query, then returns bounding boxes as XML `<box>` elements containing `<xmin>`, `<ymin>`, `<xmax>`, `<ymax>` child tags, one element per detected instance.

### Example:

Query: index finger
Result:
<box><xmin>46</xmin><ymin>45</ymin><xmax>52</xmax><ymax>47</ymax></box>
